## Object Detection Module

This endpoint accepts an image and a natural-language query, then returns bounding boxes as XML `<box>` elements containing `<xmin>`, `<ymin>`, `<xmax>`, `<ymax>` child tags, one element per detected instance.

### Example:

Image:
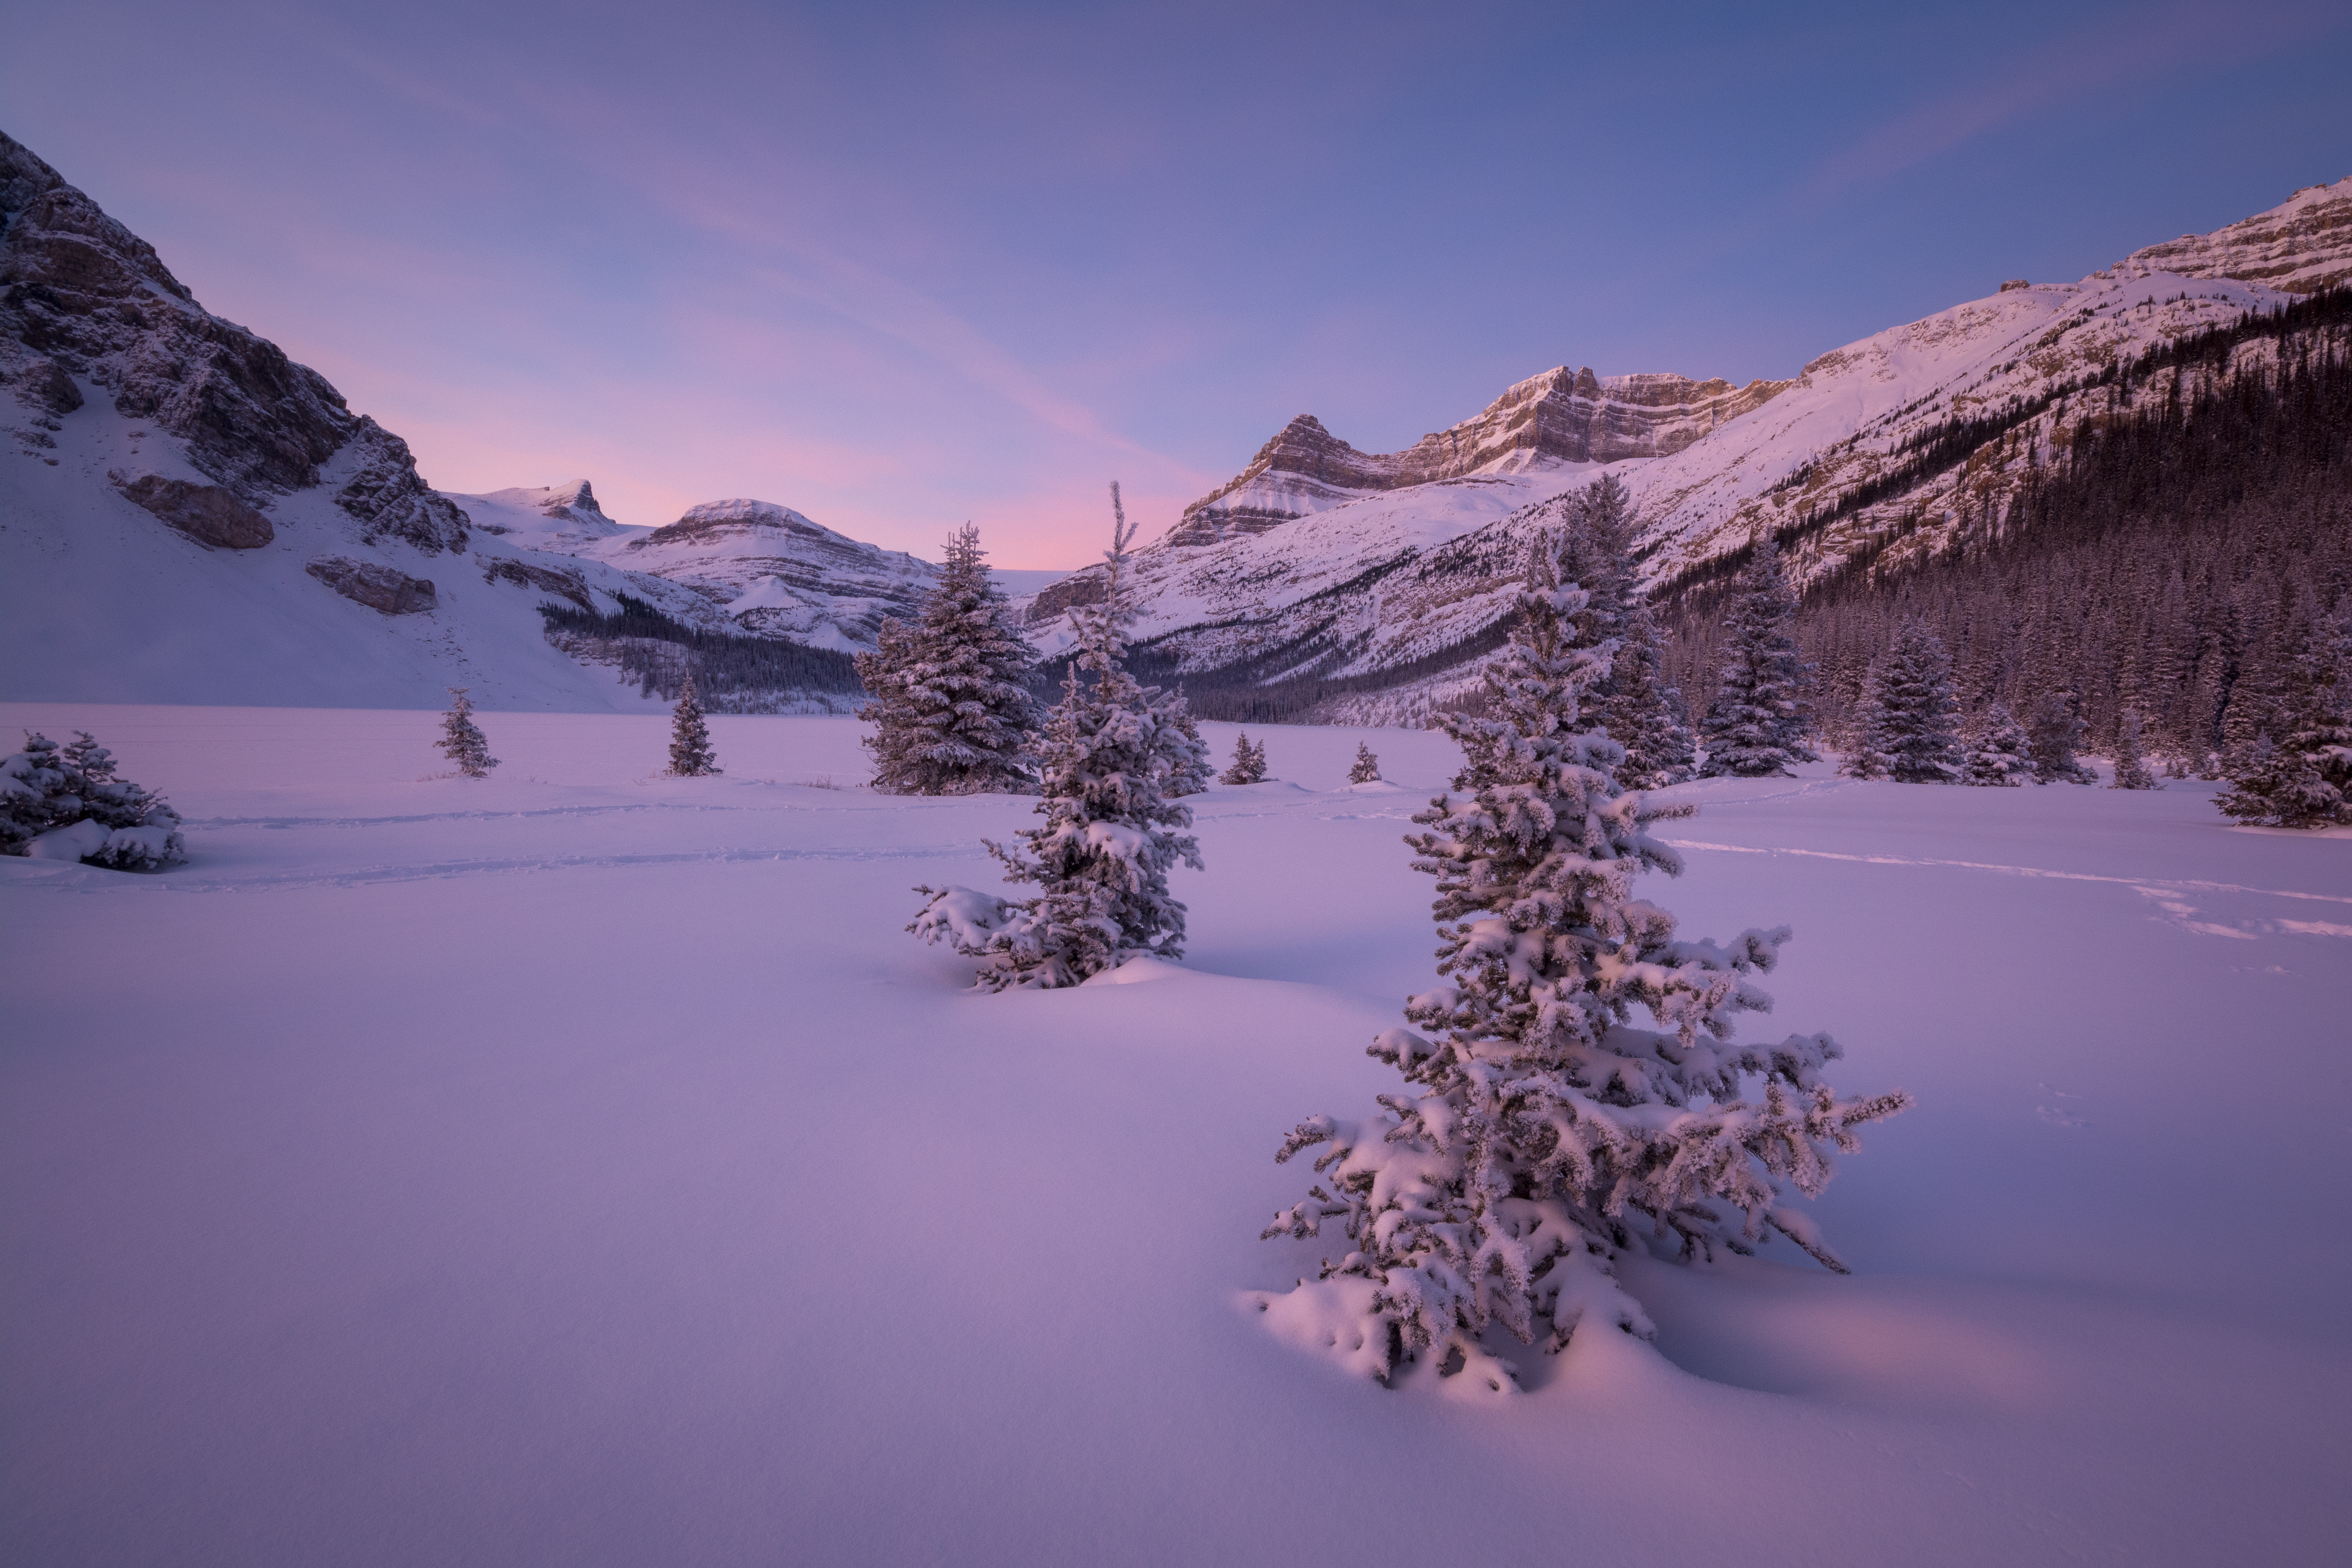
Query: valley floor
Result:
<box><xmin>3</xmin><ymin>705</ymin><xmax>2347</xmax><ymax>1566</ymax></box>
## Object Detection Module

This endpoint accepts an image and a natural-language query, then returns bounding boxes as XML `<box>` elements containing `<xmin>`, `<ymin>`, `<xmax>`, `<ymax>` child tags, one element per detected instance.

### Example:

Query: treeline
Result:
<box><xmin>1664</xmin><ymin>300</ymin><xmax>2352</xmax><ymax>758</ymax></box>
<box><xmin>1653</xmin><ymin>284</ymin><xmax>2352</xmax><ymax>605</ymax></box>
<box><xmin>539</xmin><ymin>594</ymin><xmax>866</xmax><ymax>710</ymax></box>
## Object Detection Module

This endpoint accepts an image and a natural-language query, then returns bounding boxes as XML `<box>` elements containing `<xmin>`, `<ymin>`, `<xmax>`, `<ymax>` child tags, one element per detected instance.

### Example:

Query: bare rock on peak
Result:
<box><xmin>1166</xmin><ymin>366</ymin><xmax>1789</xmax><ymax>549</ymax></box>
<box><xmin>116</xmin><ymin>474</ymin><xmax>273</xmax><ymax>549</ymax></box>
<box><xmin>305</xmin><ymin>556</ymin><xmax>436</xmax><ymax>615</ymax></box>
<box><xmin>0</xmin><ymin>130</ymin><xmax>465</xmax><ymax>554</ymax></box>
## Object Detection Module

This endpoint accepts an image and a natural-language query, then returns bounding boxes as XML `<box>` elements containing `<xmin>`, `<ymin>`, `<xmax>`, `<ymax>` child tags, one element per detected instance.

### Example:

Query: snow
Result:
<box><xmin>0</xmin><ymin>398</ymin><xmax>710</xmax><ymax>712</ymax></box>
<box><xmin>3</xmin><ymin>705</ymin><xmax>2347</xmax><ymax>1565</ymax></box>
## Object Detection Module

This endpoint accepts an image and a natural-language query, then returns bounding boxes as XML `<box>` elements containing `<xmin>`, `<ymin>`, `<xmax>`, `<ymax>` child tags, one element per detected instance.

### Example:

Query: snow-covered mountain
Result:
<box><xmin>564</xmin><ymin>498</ymin><xmax>937</xmax><ymax>654</ymax></box>
<box><xmin>1021</xmin><ymin>175</ymin><xmax>2352</xmax><ymax>720</ymax></box>
<box><xmin>0</xmin><ymin>131</ymin><xmax>918</xmax><ymax>709</ymax></box>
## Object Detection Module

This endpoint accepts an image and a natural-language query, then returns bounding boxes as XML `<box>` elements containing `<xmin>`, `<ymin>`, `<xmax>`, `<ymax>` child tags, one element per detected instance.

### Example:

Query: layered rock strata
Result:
<box><xmin>1166</xmin><ymin>366</ymin><xmax>1788</xmax><ymax>548</ymax></box>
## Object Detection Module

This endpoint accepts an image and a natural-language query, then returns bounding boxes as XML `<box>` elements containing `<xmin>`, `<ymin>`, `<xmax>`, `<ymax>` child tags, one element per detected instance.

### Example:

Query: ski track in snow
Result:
<box><xmin>1662</xmin><ymin>837</ymin><xmax>2352</xmax><ymax>940</ymax></box>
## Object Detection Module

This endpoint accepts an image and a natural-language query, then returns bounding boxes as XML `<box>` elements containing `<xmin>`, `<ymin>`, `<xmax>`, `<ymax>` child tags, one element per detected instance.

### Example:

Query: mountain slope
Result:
<box><xmin>0</xmin><ymin>133</ymin><xmax>879</xmax><ymax>711</ymax></box>
<box><xmin>1025</xmin><ymin>176</ymin><xmax>2352</xmax><ymax>722</ymax></box>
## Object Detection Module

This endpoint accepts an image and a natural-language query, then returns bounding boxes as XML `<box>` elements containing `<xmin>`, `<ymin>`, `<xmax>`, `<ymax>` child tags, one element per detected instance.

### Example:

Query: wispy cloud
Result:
<box><xmin>1795</xmin><ymin>0</ymin><xmax>2346</xmax><ymax>207</ymax></box>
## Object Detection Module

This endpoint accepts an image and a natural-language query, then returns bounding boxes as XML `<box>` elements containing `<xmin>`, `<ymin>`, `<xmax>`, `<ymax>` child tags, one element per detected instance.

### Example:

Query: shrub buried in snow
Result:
<box><xmin>2</xmin><ymin>730</ymin><xmax>185</xmax><ymax>870</ymax></box>
<box><xmin>1254</xmin><ymin>536</ymin><xmax>1910</xmax><ymax>1391</ymax></box>
<box><xmin>909</xmin><ymin>485</ymin><xmax>1210</xmax><ymax>989</ymax></box>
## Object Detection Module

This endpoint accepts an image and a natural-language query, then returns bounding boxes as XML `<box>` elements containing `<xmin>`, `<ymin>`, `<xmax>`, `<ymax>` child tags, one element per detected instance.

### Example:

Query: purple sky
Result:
<box><xmin>9</xmin><ymin>0</ymin><xmax>2349</xmax><ymax>565</ymax></box>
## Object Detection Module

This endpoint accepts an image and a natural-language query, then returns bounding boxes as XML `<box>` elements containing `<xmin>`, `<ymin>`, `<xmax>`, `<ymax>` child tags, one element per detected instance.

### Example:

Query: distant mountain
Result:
<box><xmin>0</xmin><ymin>131</ymin><xmax>920</xmax><ymax>710</ymax></box>
<box><xmin>570</xmin><ymin>498</ymin><xmax>937</xmax><ymax>654</ymax></box>
<box><xmin>1022</xmin><ymin>176</ymin><xmax>2352</xmax><ymax>723</ymax></box>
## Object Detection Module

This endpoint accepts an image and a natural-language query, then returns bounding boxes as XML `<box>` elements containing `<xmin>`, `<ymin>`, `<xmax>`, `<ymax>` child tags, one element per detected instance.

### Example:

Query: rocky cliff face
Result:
<box><xmin>2112</xmin><ymin>177</ymin><xmax>2352</xmax><ymax>296</ymax></box>
<box><xmin>0</xmin><ymin>131</ymin><xmax>468</xmax><ymax>554</ymax></box>
<box><xmin>584</xmin><ymin>498</ymin><xmax>937</xmax><ymax>652</ymax></box>
<box><xmin>1164</xmin><ymin>366</ymin><xmax>1788</xmax><ymax>548</ymax></box>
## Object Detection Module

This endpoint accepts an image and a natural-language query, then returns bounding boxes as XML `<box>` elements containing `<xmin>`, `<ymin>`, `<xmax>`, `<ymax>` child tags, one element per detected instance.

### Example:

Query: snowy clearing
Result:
<box><xmin>3</xmin><ymin>705</ymin><xmax>2347</xmax><ymax>1566</ymax></box>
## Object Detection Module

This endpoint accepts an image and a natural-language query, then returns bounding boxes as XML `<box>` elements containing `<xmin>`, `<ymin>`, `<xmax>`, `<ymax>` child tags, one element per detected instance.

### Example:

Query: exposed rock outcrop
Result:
<box><xmin>2113</xmin><ymin>176</ymin><xmax>2352</xmax><ymax>295</ymax></box>
<box><xmin>115</xmin><ymin>474</ymin><xmax>273</xmax><ymax>549</ymax></box>
<box><xmin>1166</xmin><ymin>367</ymin><xmax>1789</xmax><ymax>548</ymax></box>
<box><xmin>481</xmin><ymin>556</ymin><xmax>593</xmax><ymax>609</ymax></box>
<box><xmin>1</xmin><ymin>130</ymin><xmax>467</xmax><ymax>554</ymax></box>
<box><xmin>306</xmin><ymin>556</ymin><xmax>436</xmax><ymax>615</ymax></box>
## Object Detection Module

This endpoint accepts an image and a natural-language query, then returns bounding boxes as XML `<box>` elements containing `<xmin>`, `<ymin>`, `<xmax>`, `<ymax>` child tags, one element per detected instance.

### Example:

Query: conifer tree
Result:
<box><xmin>1839</xmin><ymin>680</ymin><xmax>1893</xmax><ymax>780</ymax></box>
<box><xmin>1962</xmin><ymin>702</ymin><xmax>2033</xmax><ymax>786</ymax></box>
<box><xmin>1699</xmin><ymin>537</ymin><xmax>1815</xmax><ymax>777</ymax></box>
<box><xmin>910</xmin><ymin>485</ymin><xmax>1208</xmax><ymax>989</ymax></box>
<box><xmin>437</xmin><ymin>689</ymin><xmax>499</xmax><ymax>779</ymax></box>
<box><xmin>2</xmin><ymin>731</ymin><xmax>185</xmax><ymax>869</ymax></box>
<box><xmin>2108</xmin><ymin>709</ymin><xmax>2160</xmax><ymax>790</ymax></box>
<box><xmin>1567</xmin><ymin>475</ymin><xmax>1694</xmax><ymax>788</ymax></box>
<box><xmin>857</xmin><ymin>523</ymin><xmax>1041</xmax><ymax>795</ymax></box>
<box><xmin>668</xmin><ymin>674</ymin><xmax>720</xmax><ymax>776</ymax></box>
<box><xmin>1165</xmin><ymin>701</ymin><xmax>1215</xmax><ymax>797</ymax></box>
<box><xmin>2216</xmin><ymin>620</ymin><xmax>2352</xmax><ymax>827</ymax></box>
<box><xmin>1869</xmin><ymin>620</ymin><xmax>1962</xmax><ymax>783</ymax></box>
<box><xmin>1256</xmin><ymin>536</ymin><xmax>1909</xmax><ymax>1389</ymax></box>
<box><xmin>1220</xmin><ymin>731</ymin><xmax>1268</xmax><ymax>785</ymax></box>
<box><xmin>2026</xmin><ymin>688</ymin><xmax>2095</xmax><ymax>784</ymax></box>
<box><xmin>1348</xmin><ymin>742</ymin><xmax>1382</xmax><ymax>784</ymax></box>
<box><xmin>63</xmin><ymin>731</ymin><xmax>116</xmax><ymax>782</ymax></box>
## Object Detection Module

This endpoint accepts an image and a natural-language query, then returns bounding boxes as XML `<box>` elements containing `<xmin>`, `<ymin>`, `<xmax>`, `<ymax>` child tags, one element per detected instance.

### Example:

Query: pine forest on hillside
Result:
<box><xmin>1662</xmin><ymin>290</ymin><xmax>2352</xmax><ymax>763</ymax></box>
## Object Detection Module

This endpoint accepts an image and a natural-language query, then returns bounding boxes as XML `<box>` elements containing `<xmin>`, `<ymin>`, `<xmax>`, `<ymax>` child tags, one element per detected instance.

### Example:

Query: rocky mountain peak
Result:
<box><xmin>0</xmin><ymin>131</ymin><xmax>468</xmax><ymax>553</ymax></box>
<box><xmin>2109</xmin><ymin>174</ymin><xmax>2352</xmax><ymax>295</ymax></box>
<box><xmin>1161</xmin><ymin>362</ymin><xmax>1790</xmax><ymax>549</ymax></box>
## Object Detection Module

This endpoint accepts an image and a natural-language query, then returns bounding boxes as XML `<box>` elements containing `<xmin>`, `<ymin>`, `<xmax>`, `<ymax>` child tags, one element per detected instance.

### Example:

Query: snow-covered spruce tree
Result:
<box><xmin>1164</xmin><ymin>698</ymin><xmax>1215</xmax><ymax>797</ymax></box>
<box><xmin>1573</xmin><ymin>474</ymin><xmax>1695</xmax><ymax>788</ymax></box>
<box><xmin>1349</xmin><ymin>742</ymin><xmax>1382</xmax><ymax>784</ymax></box>
<box><xmin>856</xmin><ymin>523</ymin><xmax>1041</xmax><ymax>795</ymax></box>
<box><xmin>1867</xmin><ymin>620</ymin><xmax>1961</xmax><ymax>783</ymax></box>
<box><xmin>1699</xmin><ymin>536</ymin><xmax>1815</xmax><ymax>777</ymax></box>
<box><xmin>668</xmin><ymin>674</ymin><xmax>720</xmax><ymax>776</ymax></box>
<box><xmin>2</xmin><ymin>731</ymin><xmax>185</xmax><ymax>869</ymax></box>
<box><xmin>1256</xmin><ymin>537</ymin><xmax>1909</xmax><ymax>1390</ymax></box>
<box><xmin>437</xmin><ymin>689</ymin><xmax>499</xmax><ymax>779</ymax></box>
<box><xmin>1220</xmin><ymin>731</ymin><xmax>1268</xmax><ymax>785</ymax></box>
<box><xmin>909</xmin><ymin>485</ymin><xmax>1207</xmax><ymax>989</ymax></box>
<box><xmin>2025</xmin><ymin>688</ymin><xmax>2095</xmax><ymax>785</ymax></box>
<box><xmin>63</xmin><ymin>730</ymin><xmax>116</xmax><ymax>782</ymax></box>
<box><xmin>1963</xmin><ymin>702</ymin><xmax>2033</xmax><ymax>786</ymax></box>
<box><xmin>2216</xmin><ymin>620</ymin><xmax>2352</xmax><ymax>828</ymax></box>
<box><xmin>1838</xmin><ymin>678</ymin><xmax>1893</xmax><ymax>780</ymax></box>
<box><xmin>2109</xmin><ymin>709</ymin><xmax>2160</xmax><ymax>791</ymax></box>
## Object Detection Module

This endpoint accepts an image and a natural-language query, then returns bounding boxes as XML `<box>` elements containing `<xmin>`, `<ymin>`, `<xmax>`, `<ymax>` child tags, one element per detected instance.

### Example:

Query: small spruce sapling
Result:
<box><xmin>668</xmin><ymin>674</ymin><xmax>720</xmax><ymax>776</ymax></box>
<box><xmin>437</xmin><ymin>688</ymin><xmax>499</xmax><ymax>779</ymax></box>
<box><xmin>908</xmin><ymin>484</ymin><xmax>1208</xmax><ymax>989</ymax></box>
<box><xmin>1253</xmin><ymin>535</ymin><xmax>1909</xmax><ymax>1391</ymax></box>
<box><xmin>1348</xmin><ymin>742</ymin><xmax>1382</xmax><ymax>784</ymax></box>
<box><xmin>1221</xmin><ymin>731</ymin><xmax>1268</xmax><ymax>785</ymax></box>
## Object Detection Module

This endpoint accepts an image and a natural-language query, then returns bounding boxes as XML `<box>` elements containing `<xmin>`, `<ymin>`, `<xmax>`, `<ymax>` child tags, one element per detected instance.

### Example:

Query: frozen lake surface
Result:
<box><xmin>4</xmin><ymin>704</ymin><xmax>2347</xmax><ymax>1566</ymax></box>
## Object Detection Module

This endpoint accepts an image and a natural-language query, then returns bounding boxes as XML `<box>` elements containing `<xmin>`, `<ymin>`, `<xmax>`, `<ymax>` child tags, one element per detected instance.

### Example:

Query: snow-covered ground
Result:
<box><xmin>4</xmin><ymin>704</ymin><xmax>2346</xmax><ymax>1566</ymax></box>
